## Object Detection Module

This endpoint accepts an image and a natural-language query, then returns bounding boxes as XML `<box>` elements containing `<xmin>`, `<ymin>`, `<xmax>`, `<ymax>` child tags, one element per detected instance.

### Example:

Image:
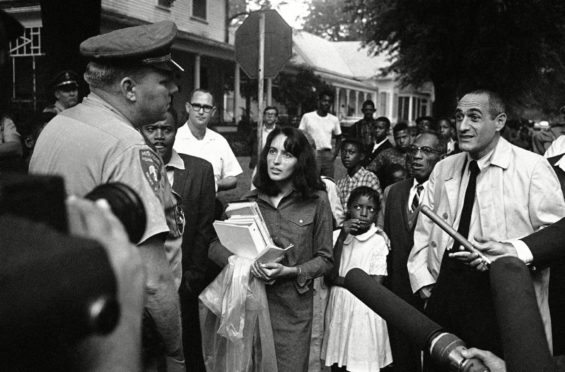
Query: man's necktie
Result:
<box><xmin>452</xmin><ymin>160</ymin><xmax>480</xmax><ymax>252</ymax></box>
<box><xmin>411</xmin><ymin>184</ymin><xmax>424</xmax><ymax>212</ymax></box>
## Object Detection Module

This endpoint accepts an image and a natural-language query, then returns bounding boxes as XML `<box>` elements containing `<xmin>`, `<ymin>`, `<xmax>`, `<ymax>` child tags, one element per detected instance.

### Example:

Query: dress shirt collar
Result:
<box><xmin>465</xmin><ymin>141</ymin><xmax>497</xmax><ymax>172</ymax></box>
<box><xmin>246</xmin><ymin>188</ymin><xmax>299</xmax><ymax>209</ymax></box>
<box><xmin>555</xmin><ymin>156</ymin><xmax>565</xmax><ymax>172</ymax></box>
<box><xmin>166</xmin><ymin>149</ymin><xmax>185</xmax><ymax>171</ymax></box>
<box><xmin>344</xmin><ymin>223</ymin><xmax>378</xmax><ymax>244</ymax></box>
<box><xmin>412</xmin><ymin>178</ymin><xmax>428</xmax><ymax>190</ymax></box>
<box><xmin>347</xmin><ymin>166</ymin><xmax>369</xmax><ymax>181</ymax></box>
<box><xmin>483</xmin><ymin>136</ymin><xmax>512</xmax><ymax>170</ymax></box>
<box><xmin>372</xmin><ymin>138</ymin><xmax>389</xmax><ymax>152</ymax></box>
<box><xmin>54</xmin><ymin>101</ymin><xmax>66</xmax><ymax>113</ymax></box>
<box><xmin>182</xmin><ymin>121</ymin><xmax>216</xmax><ymax>142</ymax></box>
<box><xmin>344</xmin><ymin>224</ymin><xmax>390</xmax><ymax>247</ymax></box>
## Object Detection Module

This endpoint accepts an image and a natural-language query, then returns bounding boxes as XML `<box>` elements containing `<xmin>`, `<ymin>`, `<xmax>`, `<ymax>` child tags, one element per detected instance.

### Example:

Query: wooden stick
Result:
<box><xmin>420</xmin><ymin>205</ymin><xmax>491</xmax><ymax>265</ymax></box>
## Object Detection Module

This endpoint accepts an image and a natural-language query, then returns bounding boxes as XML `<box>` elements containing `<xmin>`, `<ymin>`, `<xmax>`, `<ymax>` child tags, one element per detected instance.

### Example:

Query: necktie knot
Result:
<box><xmin>416</xmin><ymin>184</ymin><xmax>424</xmax><ymax>195</ymax></box>
<box><xmin>411</xmin><ymin>184</ymin><xmax>424</xmax><ymax>212</ymax></box>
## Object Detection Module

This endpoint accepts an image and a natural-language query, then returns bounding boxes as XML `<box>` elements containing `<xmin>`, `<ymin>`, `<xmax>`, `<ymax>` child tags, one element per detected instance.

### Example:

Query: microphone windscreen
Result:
<box><xmin>344</xmin><ymin>268</ymin><xmax>441</xmax><ymax>350</ymax></box>
<box><xmin>490</xmin><ymin>256</ymin><xmax>554</xmax><ymax>372</ymax></box>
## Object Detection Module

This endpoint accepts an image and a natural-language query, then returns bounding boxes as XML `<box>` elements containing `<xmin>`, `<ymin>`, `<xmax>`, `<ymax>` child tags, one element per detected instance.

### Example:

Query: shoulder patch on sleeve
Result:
<box><xmin>139</xmin><ymin>149</ymin><xmax>162</xmax><ymax>193</ymax></box>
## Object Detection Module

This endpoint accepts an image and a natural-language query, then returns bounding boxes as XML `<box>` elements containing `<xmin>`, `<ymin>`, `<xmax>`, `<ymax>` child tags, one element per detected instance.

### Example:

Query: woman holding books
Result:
<box><xmin>209</xmin><ymin>127</ymin><xmax>334</xmax><ymax>372</ymax></box>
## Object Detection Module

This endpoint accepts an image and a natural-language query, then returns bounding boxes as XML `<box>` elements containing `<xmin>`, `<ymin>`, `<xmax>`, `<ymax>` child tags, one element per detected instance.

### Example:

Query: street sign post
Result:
<box><xmin>235</xmin><ymin>10</ymin><xmax>292</xmax><ymax>160</ymax></box>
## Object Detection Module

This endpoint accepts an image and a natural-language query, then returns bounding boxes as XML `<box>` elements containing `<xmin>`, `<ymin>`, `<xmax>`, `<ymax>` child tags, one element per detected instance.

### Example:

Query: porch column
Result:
<box><xmin>334</xmin><ymin>86</ymin><xmax>340</xmax><ymax>116</ymax></box>
<box><xmin>234</xmin><ymin>63</ymin><xmax>241</xmax><ymax>122</ymax></box>
<box><xmin>408</xmin><ymin>95</ymin><xmax>414</xmax><ymax>123</ymax></box>
<box><xmin>194</xmin><ymin>54</ymin><xmax>201</xmax><ymax>89</ymax></box>
<box><xmin>355</xmin><ymin>91</ymin><xmax>359</xmax><ymax>116</ymax></box>
<box><xmin>345</xmin><ymin>89</ymin><xmax>350</xmax><ymax>116</ymax></box>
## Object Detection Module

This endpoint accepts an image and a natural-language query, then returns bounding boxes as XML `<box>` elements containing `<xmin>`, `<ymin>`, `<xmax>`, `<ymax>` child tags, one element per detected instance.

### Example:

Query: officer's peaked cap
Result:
<box><xmin>51</xmin><ymin>70</ymin><xmax>79</xmax><ymax>90</ymax></box>
<box><xmin>80</xmin><ymin>21</ymin><xmax>184</xmax><ymax>72</ymax></box>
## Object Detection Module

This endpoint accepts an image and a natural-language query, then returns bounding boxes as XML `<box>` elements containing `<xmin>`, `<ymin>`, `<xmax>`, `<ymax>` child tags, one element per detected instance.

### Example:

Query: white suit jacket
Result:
<box><xmin>408</xmin><ymin>137</ymin><xmax>565</xmax><ymax>343</ymax></box>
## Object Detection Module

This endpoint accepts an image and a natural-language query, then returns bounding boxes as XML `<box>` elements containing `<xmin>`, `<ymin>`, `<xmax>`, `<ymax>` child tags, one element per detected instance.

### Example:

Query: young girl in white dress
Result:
<box><xmin>322</xmin><ymin>186</ymin><xmax>392</xmax><ymax>372</ymax></box>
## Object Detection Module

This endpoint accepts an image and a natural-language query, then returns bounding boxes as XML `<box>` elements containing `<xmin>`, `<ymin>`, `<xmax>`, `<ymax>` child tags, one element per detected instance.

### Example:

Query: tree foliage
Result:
<box><xmin>228</xmin><ymin>0</ymin><xmax>275</xmax><ymax>30</ymax></box>
<box><xmin>302</xmin><ymin>0</ymin><xmax>362</xmax><ymax>41</ymax></box>
<box><xmin>274</xmin><ymin>67</ymin><xmax>333</xmax><ymax>115</ymax></box>
<box><xmin>348</xmin><ymin>0</ymin><xmax>565</xmax><ymax>116</ymax></box>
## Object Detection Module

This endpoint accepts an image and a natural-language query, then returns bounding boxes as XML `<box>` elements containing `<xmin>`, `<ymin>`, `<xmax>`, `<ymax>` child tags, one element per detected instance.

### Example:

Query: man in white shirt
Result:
<box><xmin>174</xmin><ymin>89</ymin><xmax>242</xmax><ymax>191</ymax></box>
<box><xmin>299</xmin><ymin>91</ymin><xmax>342</xmax><ymax>178</ymax></box>
<box><xmin>407</xmin><ymin>90</ymin><xmax>565</xmax><ymax>361</ymax></box>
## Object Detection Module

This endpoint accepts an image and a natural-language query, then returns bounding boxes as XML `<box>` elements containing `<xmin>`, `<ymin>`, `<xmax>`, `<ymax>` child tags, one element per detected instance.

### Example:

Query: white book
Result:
<box><xmin>255</xmin><ymin>243</ymin><xmax>294</xmax><ymax>264</ymax></box>
<box><xmin>214</xmin><ymin>201</ymin><xmax>294</xmax><ymax>263</ymax></box>
<box><xmin>213</xmin><ymin>221</ymin><xmax>267</xmax><ymax>259</ymax></box>
<box><xmin>225</xmin><ymin>201</ymin><xmax>272</xmax><ymax>241</ymax></box>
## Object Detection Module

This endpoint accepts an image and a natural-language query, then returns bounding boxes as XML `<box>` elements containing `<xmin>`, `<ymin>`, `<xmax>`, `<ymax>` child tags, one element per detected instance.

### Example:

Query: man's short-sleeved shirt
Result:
<box><xmin>299</xmin><ymin>111</ymin><xmax>342</xmax><ymax>150</ymax></box>
<box><xmin>29</xmin><ymin>93</ymin><xmax>174</xmax><ymax>244</ymax></box>
<box><xmin>173</xmin><ymin>122</ymin><xmax>242</xmax><ymax>188</ymax></box>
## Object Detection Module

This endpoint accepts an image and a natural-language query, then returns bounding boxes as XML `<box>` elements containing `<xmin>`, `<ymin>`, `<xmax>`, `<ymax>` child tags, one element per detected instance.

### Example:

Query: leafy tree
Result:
<box><xmin>228</xmin><ymin>0</ymin><xmax>275</xmax><ymax>32</ymax></box>
<box><xmin>348</xmin><ymin>0</ymin><xmax>565</xmax><ymax>116</ymax></box>
<box><xmin>302</xmin><ymin>0</ymin><xmax>361</xmax><ymax>41</ymax></box>
<box><xmin>274</xmin><ymin>67</ymin><xmax>333</xmax><ymax>116</ymax></box>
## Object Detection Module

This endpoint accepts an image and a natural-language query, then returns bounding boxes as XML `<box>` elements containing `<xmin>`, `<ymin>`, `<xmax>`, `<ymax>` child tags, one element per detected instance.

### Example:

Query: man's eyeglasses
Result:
<box><xmin>408</xmin><ymin>145</ymin><xmax>442</xmax><ymax>155</ymax></box>
<box><xmin>190</xmin><ymin>103</ymin><xmax>214</xmax><ymax>113</ymax></box>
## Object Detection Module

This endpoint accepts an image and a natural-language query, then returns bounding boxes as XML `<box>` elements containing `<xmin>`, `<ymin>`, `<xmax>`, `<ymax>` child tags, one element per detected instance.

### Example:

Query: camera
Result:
<box><xmin>0</xmin><ymin>173</ymin><xmax>147</xmax><ymax>243</ymax></box>
<box><xmin>0</xmin><ymin>174</ymin><xmax>146</xmax><ymax>358</ymax></box>
<box><xmin>85</xmin><ymin>181</ymin><xmax>147</xmax><ymax>244</ymax></box>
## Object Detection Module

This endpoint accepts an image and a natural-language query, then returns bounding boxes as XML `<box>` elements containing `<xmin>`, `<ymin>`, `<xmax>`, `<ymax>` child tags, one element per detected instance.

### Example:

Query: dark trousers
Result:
<box><xmin>550</xmin><ymin>260</ymin><xmax>565</xmax><ymax>355</ymax></box>
<box><xmin>180</xmin><ymin>289</ymin><xmax>206</xmax><ymax>372</ymax></box>
<box><xmin>424</xmin><ymin>252</ymin><xmax>502</xmax><ymax>370</ymax></box>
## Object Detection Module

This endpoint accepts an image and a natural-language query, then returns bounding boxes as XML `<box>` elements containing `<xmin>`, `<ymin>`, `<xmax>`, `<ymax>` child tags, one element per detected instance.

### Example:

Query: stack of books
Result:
<box><xmin>213</xmin><ymin>201</ymin><xmax>293</xmax><ymax>263</ymax></box>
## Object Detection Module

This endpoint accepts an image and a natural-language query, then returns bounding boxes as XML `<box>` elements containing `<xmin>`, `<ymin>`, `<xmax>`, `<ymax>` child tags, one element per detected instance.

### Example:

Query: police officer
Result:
<box><xmin>30</xmin><ymin>21</ymin><xmax>185</xmax><ymax>371</ymax></box>
<box><xmin>42</xmin><ymin>70</ymin><xmax>80</xmax><ymax>114</ymax></box>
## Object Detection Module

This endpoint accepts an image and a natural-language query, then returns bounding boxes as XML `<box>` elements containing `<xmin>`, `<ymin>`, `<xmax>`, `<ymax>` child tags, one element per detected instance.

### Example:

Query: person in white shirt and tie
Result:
<box><xmin>408</xmin><ymin>90</ymin><xmax>565</xmax><ymax>365</ymax></box>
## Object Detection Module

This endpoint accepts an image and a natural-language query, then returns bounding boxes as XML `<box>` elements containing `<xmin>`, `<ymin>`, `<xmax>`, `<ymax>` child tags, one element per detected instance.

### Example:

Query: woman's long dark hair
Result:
<box><xmin>253</xmin><ymin>127</ymin><xmax>325</xmax><ymax>199</ymax></box>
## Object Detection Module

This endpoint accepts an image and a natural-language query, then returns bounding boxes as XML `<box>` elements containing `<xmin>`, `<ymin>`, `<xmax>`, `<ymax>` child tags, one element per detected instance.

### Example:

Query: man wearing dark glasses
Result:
<box><xmin>174</xmin><ymin>88</ymin><xmax>242</xmax><ymax>192</ymax></box>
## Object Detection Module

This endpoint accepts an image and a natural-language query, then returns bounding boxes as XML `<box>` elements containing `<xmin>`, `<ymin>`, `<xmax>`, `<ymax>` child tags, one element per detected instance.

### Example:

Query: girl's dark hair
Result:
<box><xmin>253</xmin><ymin>127</ymin><xmax>325</xmax><ymax>198</ymax></box>
<box><xmin>346</xmin><ymin>186</ymin><xmax>380</xmax><ymax>211</ymax></box>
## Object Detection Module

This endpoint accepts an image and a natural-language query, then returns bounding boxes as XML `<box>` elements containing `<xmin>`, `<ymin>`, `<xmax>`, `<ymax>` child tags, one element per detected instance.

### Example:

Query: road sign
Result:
<box><xmin>235</xmin><ymin>9</ymin><xmax>292</xmax><ymax>79</ymax></box>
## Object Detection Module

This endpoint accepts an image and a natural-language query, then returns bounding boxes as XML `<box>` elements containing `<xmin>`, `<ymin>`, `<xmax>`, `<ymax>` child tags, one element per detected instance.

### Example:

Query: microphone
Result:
<box><xmin>344</xmin><ymin>268</ymin><xmax>489</xmax><ymax>372</ymax></box>
<box><xmin>490</xmin><ymin>257</ymin><xmax>555</xmax><ymax>372</ymax></box>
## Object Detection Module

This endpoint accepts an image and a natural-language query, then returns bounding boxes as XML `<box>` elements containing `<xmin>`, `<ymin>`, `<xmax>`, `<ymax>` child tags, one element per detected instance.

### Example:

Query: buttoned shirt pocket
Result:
<box><xmin>280</xmin><ymin>208</ymin><xmax>316</xmax><ymax>293</ymax></box>
<box><xmin>281</xmin><ymin>211</ymin><xmax>315</xmax><ymax>265</ymax></box>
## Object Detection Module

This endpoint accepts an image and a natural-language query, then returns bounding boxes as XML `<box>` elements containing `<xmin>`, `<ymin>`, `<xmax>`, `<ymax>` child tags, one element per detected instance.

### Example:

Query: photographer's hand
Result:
<box><xmin>461</xmin><ymin>348</ymin><xmax>506</xmax><ymax>372</ymax></box>
<box><xmin>67</xmin><ymin>196</ymin><xmax>145</xmax><ymax>372</ymax></box>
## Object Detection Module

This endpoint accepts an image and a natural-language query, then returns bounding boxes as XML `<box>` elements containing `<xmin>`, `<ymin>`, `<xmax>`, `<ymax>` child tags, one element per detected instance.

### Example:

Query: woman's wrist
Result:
<box><xmin>285</xmin><ymin>265</ymin><xmax>300</xmax><ymax>278</ymax></box>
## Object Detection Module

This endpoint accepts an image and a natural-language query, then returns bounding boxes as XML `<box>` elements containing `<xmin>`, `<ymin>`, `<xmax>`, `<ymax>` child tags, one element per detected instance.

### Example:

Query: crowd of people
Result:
<box><xmin>4</xmin><ymin>17</ymin><xmax>565</xmax><ymax>372</ymax></box>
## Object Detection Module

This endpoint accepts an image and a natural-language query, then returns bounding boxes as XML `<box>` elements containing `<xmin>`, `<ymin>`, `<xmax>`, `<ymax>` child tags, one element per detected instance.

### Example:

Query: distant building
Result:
<box><xmin>292</xmin><ymin>31</ymin><xmax>434</xmax><ymax>125</ymax></box>
<box><xmin>2</xmin><ymin>1</ymin><xmax>433</xmax><ymax>126</ymax></box>
<box><xmin>1</xmin><ymin>0</ymin><xmax>235</xmax><ymax>121</ymax></box>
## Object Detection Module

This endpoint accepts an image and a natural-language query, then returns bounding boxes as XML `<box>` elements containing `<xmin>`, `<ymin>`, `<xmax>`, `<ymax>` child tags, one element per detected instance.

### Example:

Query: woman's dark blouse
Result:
<box><xmin>208</xmin><ymin>189</ymin><xmax>334</xmax><ymax>371</ymax></box>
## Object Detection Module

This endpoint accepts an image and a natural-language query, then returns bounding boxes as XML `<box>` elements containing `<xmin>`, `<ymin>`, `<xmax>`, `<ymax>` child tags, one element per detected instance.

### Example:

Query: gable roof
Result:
<box><xmin>292</xmin><ymin>30</ymin><xmax>392</xmax><ymax>81</ymax></box>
